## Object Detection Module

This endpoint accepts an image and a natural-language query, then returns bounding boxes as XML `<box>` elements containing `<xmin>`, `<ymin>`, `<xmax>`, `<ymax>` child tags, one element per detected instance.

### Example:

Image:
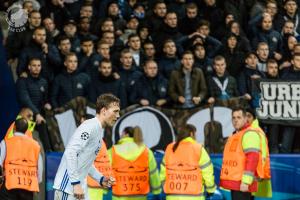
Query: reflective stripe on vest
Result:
<box><xmin>4</xmin><ymin>136</ymin><xmax>40</xmax><ymax>192</ymax></box>
<box><xmin>87</xmin><ymin>140</ymin><xmax>112</xmax><ymax>188</ymax></box>
<box><xmin>164</xmin><ymin>141</ymin><xmax>203</xmax><ymax>195</ymax></box>
<box><xmin>255</xmin><ymin>128</ymin><xmax>271</xmax><ymax>179</ymax></box>
<box><xmin>112</xmin><ymin>146</ymin><xmax>149</xmax><ymax>196</ymax></box>
<box><xmin>220</xmin><ymin>127</ymin><xmax>270</xmax><ymax>182</ymax></box>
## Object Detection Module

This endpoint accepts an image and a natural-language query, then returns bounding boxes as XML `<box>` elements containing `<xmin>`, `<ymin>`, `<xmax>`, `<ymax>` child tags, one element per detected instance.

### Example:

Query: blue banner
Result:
<box><xmin>46</xmin><ymin>152</ymin><xmax>300</xmax><ymax>200</ymax></box>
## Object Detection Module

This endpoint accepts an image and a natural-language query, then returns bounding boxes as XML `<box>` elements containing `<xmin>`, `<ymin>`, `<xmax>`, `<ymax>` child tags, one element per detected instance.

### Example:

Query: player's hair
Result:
<box><xmin>96</xmin><ymin>94</ymin><xmax>120</xmax><ymax>114</ymax></box>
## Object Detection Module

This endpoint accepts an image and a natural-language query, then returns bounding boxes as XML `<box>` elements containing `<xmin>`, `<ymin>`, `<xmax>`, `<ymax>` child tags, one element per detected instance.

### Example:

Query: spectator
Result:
<box><xmin>6</xmin><ymin>10</ymin><xmax>42</xmax><ymax>60</ymax></box>
<box><xmin>249</xmin><ymin>13</ymin><xmax>283</xmax><ymax>61</ymax></box>
<box><xmin>97</xmin><ymin>18</ymin><xmax>115</xmax><ymax>38</ymax></box>
<box><xmin>95</xmin><ymin>41</ymin><xmax>111</xmax><ymax>66</ymax></box>
<box><xmin>143</xmin><ymin>41</ymin><xmax>156</xmax><ymax>61</ymax></box>
<box><xmin>130</xmin><ymin>60</ymin><xmax>168</xmax><ymax>107</ymax></box>
<box><xmin>238</xmin><ymin>52</ymin><xmax>265</xmax><ymax>106</ymax></box>
<box><xmin>152</xmin><ymin>12</ymin><xmax>185</xmax><ymax>53</ymax></box>
<box><xmin>17</xmin><ymin>26</ymin><xmax>61</xmax><ymax>82</ymax></box>
<box><xmin>222</xmin><ymin>33</ymin><xmax>246</xmax><ymax>78</ymax></box>
<box><xmin>279</xmin><ymin>53</ymin><xmax>300</xmax><ymax>153</ymax></box>
<box><xmin>51</xmin><ymin>53</ymin><xmax>90</xmax><ymax>108</ymax></box>
<box><xmin>226</xmin><ymin>20</ymin><xmax>251</xmax><ymax>53</ymax></box>
<box><xmin>207</xmin><ymin>55</ymin><xmax>240</xmax><ymax>105</ymax></box>
<box><xmin>179</xmin><ymin>3</ymin><xmax>201</xmax><ymax>35</ymax></box>
<box><xmin>195</xmin><ymin>20</ymin><xmax>223</xmax><ymax>58</ymax></box>
<box><xmin>282</xmin><ymin>34</ymin><xmax>298</xmax><ymax>62</ymax></box>
<box><xmin>166</xmin><ymin>0</ymin><xmax>185</xmax><ymax>19</ymax></box>
<box><xmin>192</xmin><ymin>43</ymin><xmax>213</xmax><ymax>76</ymax></box>
<box><xmin>256</xmin><ymin>42</ymin><xmax>270</xmax><ymax>72</ymax></box>
<box><xmin>40</xmin><ymin>0</ymin><xmax>71</xmax><ymax>31</ymax></box>
<box><xmin>281</xmin><ymin>20</ymin><xmax>297</xmax><ymax>37</ymax></box>
<box><xmin>224</xmin><ymin>0</ymin><xmax>248</xmax><ymax>29</ymax></box>
<box><xmin>101</xmin><ymin>31</ymin><xmax>124</xmax><ymax>65</ymax></box>
<box><xmin>43</xmin><ymin>17</ymin><xmax>60</xmax><ymax>43</ymax></box>
<box><xmin>158</xmin><ymin>39</ymin><xmax>181</xmax><ymax>79</ymax></box>
<box><xmin>106</xmin><ymin>2</ymin><xmax>126</xmax><ymax>36</ymax></box>
<box><xmin>15</xmin><ymin>58</ymin><xmax>52</xmax><ymax>151</ymax></box>
<box><xmin>62</xmin><ymin>19</ymin><xmax>81</xmax><ymax>54</ymax></box>
<box><xmin>128</xmin><ymin>34</ymin><xmax>146</xmax><ymax>68</ymax></box>
<box><xmin>77</xmin><ymin>17</ymin><xmax>98</xmax><ymax>41</ymax></box>
<box><xmin>22</xmin><ymin>0</ymin><xmax>36</xmax><ymax>13</ymax></box>
<box><xmin>56</xmin><ymin>36</ymin><xmax>72</xmax><ymax>74</ymax></box>
<box><xmin>137</xmin><ymin>24</ymin><xmax>152</xmax><ymax>44</ymax></box>
<box><xmin>77</xmin><ymin>35</ymin><xmax>99</xmax><ymax>74</ymax></box>
<box><xmin>264</xmin><ymin>59</ymin><xmax>280</xmax><ymax>153</ymax></box>
<box><xmin>265</xmin><ymin>0</ymin><xmax>281</xmax><ymax>32</ymax></box>
<box><xmin>88</xmin><ymin>59</ymin><xmax>127</xmax><ymax>108</ymax></box>
<box><xmin>79</xmin><ymin>2</ymin><xmax>94</xmax><ymax>19</ymax></box>
<box><xmin>119</xmin><ymin>16</ymin><xmax>139</xmax><ymax>44</ymax></box>
<box><xmin>250</xmin><ymin>0</ymin><xmax>265</xmax><ymax>18</ymax></box>
<box><xmin>16</xmin><ymin>58</ymin><xmax>50</xmax><ymax>117</ymax></box>
<box><xmin>278</xmin><ymin>0</ymin><xmax>300</xmax><ymax>36</ymax></box>
<box><xmin>132</xmin><ymin>3</ymin><xmax>146</xmax><ymax>21</ymax></box>
<box><xmin>293</xmin><ymin>43</ymin><xmax>300</xmax><ymax>54</ymax></box>
<box><xmin>168</xmin><ymin>51</ymin><xmax>207</xmax><ymax>108</ymax></box>
<box><xmin>200</xmin><ymin>0</ymin><xmax>224</xmax><ymax>40</ymax></box>
<box><xmin>146</xmin><ymin>0</ymin><xmax>167</xmax><ymax>33</ymax></box>
<box><xmin>118</xmin><ymin>49</ymin><xmax>142</xmax><ymax>104</ymax></box>
<box><xmin>266</xmin><ymin>58</ymin><xmax>279</xmax><ymax>79</ymax></box>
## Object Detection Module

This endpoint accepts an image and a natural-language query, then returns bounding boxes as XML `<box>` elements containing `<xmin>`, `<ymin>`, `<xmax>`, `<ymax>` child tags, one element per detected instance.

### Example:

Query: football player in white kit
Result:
<box><xmin>53</xmin><ymin>94</ymin><xmax>120</xmax><ymax>200</ymax></box>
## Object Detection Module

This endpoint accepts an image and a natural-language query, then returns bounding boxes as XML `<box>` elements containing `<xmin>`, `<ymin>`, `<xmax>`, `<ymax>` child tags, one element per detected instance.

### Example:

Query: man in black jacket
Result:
<box><xmin>51</xmin><ymin>53</ymin><xmax>90</xmax><ymax>108</ymax></box>
<box><xmin>17</xmin><ymin>26</ymin><xmax>61</xmax><ymax>83</ymax></box>
<box><xmin>88</xmin><ymin>59</ymin><xmax>127</xmax><ymax>108</ymax></box>
<box><xmin>130</xmin><ymin>60</ymin><xmax>168</xmax><ymax>107</ymax></box>
<box><xmin>15</xmin><ymin>57</ymin><xmax>52</xmax><ymax>151</ymax></box>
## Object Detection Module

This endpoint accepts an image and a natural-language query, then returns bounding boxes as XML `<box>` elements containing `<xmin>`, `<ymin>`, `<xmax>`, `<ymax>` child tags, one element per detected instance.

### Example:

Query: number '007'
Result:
<box><xmin>169</xmin><ymin>182</ymin><xmax>188</xmax><ymax>191</ymax></box>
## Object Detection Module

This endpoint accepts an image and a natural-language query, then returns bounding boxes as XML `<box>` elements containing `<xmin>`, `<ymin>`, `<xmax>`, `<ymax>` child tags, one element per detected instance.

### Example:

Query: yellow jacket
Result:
<box><xmin>251</xmin><ymin>120</ymin><xmax>272</xmax><ymax>198</ymax></box>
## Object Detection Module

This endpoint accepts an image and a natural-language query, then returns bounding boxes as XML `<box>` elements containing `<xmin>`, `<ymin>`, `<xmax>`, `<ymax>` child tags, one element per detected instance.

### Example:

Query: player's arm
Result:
<box><xmin>65</xmin><ymin>124</ymin><xmax>92</xmax><ymax>185</ymax></box>
<box><xmin>88</xmin><ymin>164</ymin><xmax>104</xmax><ymax>184</ymax></box>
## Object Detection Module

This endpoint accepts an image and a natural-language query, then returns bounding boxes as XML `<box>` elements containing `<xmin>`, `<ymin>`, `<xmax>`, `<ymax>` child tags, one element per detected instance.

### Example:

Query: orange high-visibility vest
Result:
<box><xmin>4</xmin><ymin>136</ymin><xmax>40</xmax><ymax>192</ymax></box>
<box><xmin>112</xmin><ymin>146</ymin><xmax>149</xmax><ymax>196</ymax></box>
<box><xmin>5</xmin><ymin>122</ymin><xmax>33</xmax><ymax>139</ymax></box>
<box><xmin>220</xmin><ymin>127</ymin><xmax>270</xmax><ymax>182</ymax></box>
<box><xmin>164</xmin><ymin>141</ymin><xmax>203</xmax><ymax>195</ymax></box>
<box><xmin>87</xmin><ymin>140</ymin><xmax>112</xmax><ymax>188</ymax></box>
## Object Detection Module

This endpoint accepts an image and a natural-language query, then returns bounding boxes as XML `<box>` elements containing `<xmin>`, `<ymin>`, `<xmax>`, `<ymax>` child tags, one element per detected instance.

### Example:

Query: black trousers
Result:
<box><xmin>0</xmin><ymin>186</ymin><xmax>33</xmax><ymax>200</ymax></box>
<box><xmin>231</xmin><ymin>190</ymin><xmax>254</xmax><ymax>200</ymax></box>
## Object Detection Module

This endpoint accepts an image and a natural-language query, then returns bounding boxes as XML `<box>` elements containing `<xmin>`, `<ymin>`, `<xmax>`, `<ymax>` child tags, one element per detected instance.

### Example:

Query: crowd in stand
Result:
<box><xmin>1</xmin><ymin>0</ymin><xmax>300</xmax><ymax>153</ymax></box>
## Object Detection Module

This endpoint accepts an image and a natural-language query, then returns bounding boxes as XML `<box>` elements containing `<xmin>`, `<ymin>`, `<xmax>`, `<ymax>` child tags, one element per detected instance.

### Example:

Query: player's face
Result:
<box><xmin>103</xmin><ymin>102</ymin><xmax>120</xmax><ymax>127</ymax></box>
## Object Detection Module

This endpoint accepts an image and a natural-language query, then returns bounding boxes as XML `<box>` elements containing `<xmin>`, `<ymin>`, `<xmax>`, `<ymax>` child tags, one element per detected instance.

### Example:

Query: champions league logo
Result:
<box><xmin>5</xmin><ymin>5</ymin><xmax>28</xmax><ymax>32</ymax></box>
